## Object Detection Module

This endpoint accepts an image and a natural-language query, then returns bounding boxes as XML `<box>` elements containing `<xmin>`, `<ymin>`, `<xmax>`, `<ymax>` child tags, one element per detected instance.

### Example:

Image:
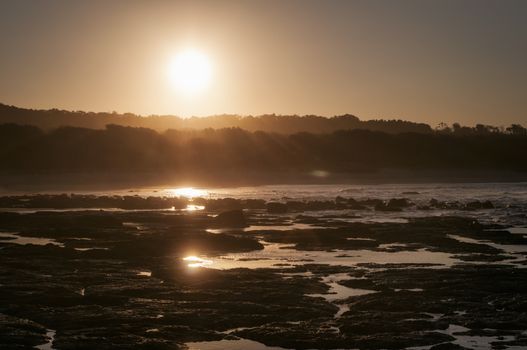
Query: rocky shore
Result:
<box><xmin>0</xmin><ymin>194</ymin><xmax>526</xmax><ymax>349</ymax></box>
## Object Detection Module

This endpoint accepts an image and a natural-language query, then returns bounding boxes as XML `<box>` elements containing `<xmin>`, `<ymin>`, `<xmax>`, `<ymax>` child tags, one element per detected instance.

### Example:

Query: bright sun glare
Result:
<box><xmin>183</xmin><ymin>255</ymin><xmax>213</xmax><ymax>268</ymax></box>
<box><xmin>168</xmin><ymin>187</ymin><xmax>208</xmax><ymax>199</ymax></box>
<box><xmin>168</xmin><ymin>49</ymin><xmax>212</xmax><ymax>95</ymax></box>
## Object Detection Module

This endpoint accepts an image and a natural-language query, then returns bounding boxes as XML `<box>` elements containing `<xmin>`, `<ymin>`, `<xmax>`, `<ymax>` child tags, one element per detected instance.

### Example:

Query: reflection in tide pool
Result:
<box><xmin>307</xmin><ymin>273</ymin><xmax>376</xmax><ymax>302</ymax></box>
<box><xmin>35</xmin><ymin>329</ymin><xmax>56</xmax><ymax>350</ymax></box>
<box><xmin>184</xmin><ymin>204</ymin><xmax>205</xmax><ymax>211</ymax></box>
<box><xmin>508</xmin><ymin>227</ymin><xmax>527</xmax><ymax>236</ymax></box>
<box><xmin>0</xmin><ymin>232</ymin><xmax>64</xmax><ymax>247</ymax></box>
<box><xmin>244</xmin><ymin>223</ymin><xmax>326</xmax><ymax>231</ymax></box>
<box><xmin>306</xmin><ymin>273</ymin><xmax>376</xmax><ymax>318</ymax></box>
<box><xmin>186</xmin><ymin>338</ymin><xmax>289</xmax><ymax>350</ymax></box>
<box><xmin>448</xmin><ymin>234</ymin><xmax>527</xmax><ymax>255</ymax></box>
<box><xmin>193</xmin><ymin>241</ymin><xmax>459</xmax><ymax>270</ymax></box>
<box><xmin>206</xmin><ymin>222</ymin><xmax>326</xmax><ymax>234</ymax></box>
<box><xmin>408</xmin><ymin>324</ymin><xmax>520</xmax><ymax>350</ymax></box>
<box><xmin>183</xmin><ymin>255</ymin><xmax>213</xmax><ymax>268</ymax></box>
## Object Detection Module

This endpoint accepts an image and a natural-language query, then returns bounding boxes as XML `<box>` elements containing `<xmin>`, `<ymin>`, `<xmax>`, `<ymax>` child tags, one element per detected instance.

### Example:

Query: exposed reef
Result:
<box><xmin>0</xmin><ymin>194</ymin><xmax>526</xmax><ymax>349</ymax></box>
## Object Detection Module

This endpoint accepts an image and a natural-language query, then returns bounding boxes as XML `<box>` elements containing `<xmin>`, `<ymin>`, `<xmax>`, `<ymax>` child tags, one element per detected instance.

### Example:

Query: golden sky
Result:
<box><xmin>0</xmin><ymin>0</ymin><xmax>526</xmax><ymax>126</ymax></box>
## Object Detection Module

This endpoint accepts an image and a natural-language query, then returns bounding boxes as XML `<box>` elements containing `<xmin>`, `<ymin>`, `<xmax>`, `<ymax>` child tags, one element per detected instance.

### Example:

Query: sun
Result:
<box><xmin>168</xmin><ymin>49</ymin><xmax>212</xmax><ymax>95</ymax></box>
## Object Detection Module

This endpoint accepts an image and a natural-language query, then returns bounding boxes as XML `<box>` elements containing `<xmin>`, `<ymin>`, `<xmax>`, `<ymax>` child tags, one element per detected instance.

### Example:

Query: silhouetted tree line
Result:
<box><xmin>1</xmin><ymin>123</ymin><xmax>526</xmax><ymax>176</ymax></box>
<box><xmin>435</xmin><ymin>122</ymin><xmax>527</xmax><ymax>136</ymax></box>
<box><xmin>3</xmin><ymin>103</ymin><xmax>524</xmax><ymax>136</ymax></box>
<box><xmin>0</xmin><ymin>103</ymin><xmax>433</xmax><ymax>134</ymax></box>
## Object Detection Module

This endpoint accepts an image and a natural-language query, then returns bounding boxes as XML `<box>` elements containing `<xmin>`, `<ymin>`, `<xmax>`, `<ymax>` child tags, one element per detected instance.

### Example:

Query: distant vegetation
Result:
<box><xmin>1</xmin><ymin>103</ymin><xmax>525</xmax><ymax>180</ymax></box>
<box><xmin>0</xmin><ymin>103</ymin><xmax>433</xmax><ymax>134</ymax></box>
<box><xmin>2</xmin><ymin>103</ymin><xmax>525</xmax><ymax>137</ymax></box>
<box><xmin>1</xmin><ymin>123</ymin><xmax>526</xmax><ymax>178</ymax></box>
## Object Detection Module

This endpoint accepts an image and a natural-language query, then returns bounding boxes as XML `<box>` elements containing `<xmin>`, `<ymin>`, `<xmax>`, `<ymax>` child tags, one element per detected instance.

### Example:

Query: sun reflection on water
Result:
<box><xmin>168</xmin><ymin>187</ymin><xmax>208</xmax><ymax>199</ymax></box>
<box><xmin>183</xmin><ymin>255</ymin><xmax>213</xmax><ymax>268</ymax></box>
<box><xmin>184</xmin><ymin>204</ymin><xmax>205</xmax><ymax>211</ymax></box>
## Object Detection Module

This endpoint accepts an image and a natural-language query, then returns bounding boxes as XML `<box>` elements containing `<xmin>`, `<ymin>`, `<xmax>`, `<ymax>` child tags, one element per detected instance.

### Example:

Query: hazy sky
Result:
<box><xmin>1</xmin><ymin>0</ymin><xmax>526</xmax><ymax>126</ymax></box>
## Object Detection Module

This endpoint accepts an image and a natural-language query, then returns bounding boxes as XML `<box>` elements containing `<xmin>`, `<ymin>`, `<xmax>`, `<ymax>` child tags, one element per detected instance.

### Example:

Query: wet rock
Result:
<box><xmin>371</xmin><ymin>198</ymin><xmax>412</xmax><ymax>211</ymax></box>
<box><xmin>351</xmin><ymin>332</ymin><xmax>455</xmax><ymax>350</ymax></box>
<box><xmin>482</xmin><ymin>200</ymin><xmax>495</xmax><ymax>209</ymax></box>
<box><xmin>258</xmin><ymin>227</ymin><xmax>379</xmax><ymax>251</ymax></box>
<box><xmin>374</xmin><ymin>202</ymin><xmax>402</xmax><ymax>212</ymax></box>
<box><xmin>0</xmin><ymin>211</ymin><xmax>123</xmax><ymax>230</ymax></box>
<box><xmin>430</xmin><ymin>198</ymin><xmax>461</xmax><ymax>209</ymax></box>
<box><xmin>285</xmin><ymin>201</ymin><xmax>306</xmax><ymax>212</ymax></box>
<box><xmin>1</xmin><ymin>199</ymin><xmax>526</xmax><ymax>349</ymax></box>
<box><xmin>0</xmin><ymin>194</ymin><xmax>187</xmax><ymax>210</ymax></box>
<box><xmin>359</xmin><ymin>198</ymin><xmax>384</xmax><ymax>207</ymax></box>
<box><xmin>387</xmin><ymin>198</ymin><xmax>412</xmax><ymax>208</ymax></box>
<box><xmin>347</xmin><ymin>198</ymin><xmax>367</xmax><ymax>210</ymax></box>
<box><xmin>266</xmin><ymin>202</ymin><xmax>288</xmax><ymax>214</ymax></box>
<box><xmin>452</xmin><ymin>254</ymin><xmax>511</xmax><ymax>262</ymax></box>
<box><xmin>303</xmin><ymin>200</ymin><xmax>336</xmax><ymax>211</ymax></box>
<box><xmin>294</xmin><ymin>214</ymin><xmax>322</xmax><ymax>224</ymax></box>
<box><xmin>234</xmin><ymin>321</ymin><xmax>347</xmax><ymax>349</ymax></box>
<box><xmin>241</xmin><ymin>199</ymin><xmax>266</xmax><ymax>209</ymax></box>
<box><xmin>430</xmin><ymin>342</ymin><xmax>470</xmax><ymax>349</ymax></box>
<box><xmin>0</xmin><ymin>314</ymin><xmax>48</xmax><ymax>349</ymax></box>
<box><xmin>205</xmin><ymin>198</ymin><xmax>242</xmax><ymax>211</ymax></box>
<box><xmin>214</xmin><ymin>210</ymin><xmax>247</xmax><ymax>228</ymax></box>
<box><xmin>339</xmin><ymin>278</ymin><xmax>385</xmax><ymax>291</ymax></box>
<box><xmin>335</xmin><ymin>196</ymin><xmax>347</xmax><ymax>205</ymax></box>
<box><xmin>464</xmin><ymin>200</ymin><xmax>494</xmax><ymax>210</ymax></box>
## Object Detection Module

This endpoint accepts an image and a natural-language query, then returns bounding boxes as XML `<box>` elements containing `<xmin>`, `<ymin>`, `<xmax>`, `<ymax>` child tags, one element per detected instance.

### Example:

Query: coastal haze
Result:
<box><xmin>1</xmin><ymin>1</ymin><xmax>527</xmax><ymax>350</ymax></box>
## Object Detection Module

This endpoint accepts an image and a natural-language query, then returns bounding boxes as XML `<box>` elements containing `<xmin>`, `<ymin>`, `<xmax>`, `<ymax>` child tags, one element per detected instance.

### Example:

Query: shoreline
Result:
<box><xmin>1</xmin><ymin>169</ymin><xmax>527</xmax><ymax>194</ymax></box>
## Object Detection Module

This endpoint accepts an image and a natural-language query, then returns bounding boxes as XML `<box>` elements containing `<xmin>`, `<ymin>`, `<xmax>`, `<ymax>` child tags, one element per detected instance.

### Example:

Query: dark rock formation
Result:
<box><xmin>266</xmin><ymin>202</ymin><xmax>288</xmax><ymax>214</ymax></box>
<box><xmin>214</xmin><ymin>209</ymin><xmax>248</xmax><ymax>228</ymax></box>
